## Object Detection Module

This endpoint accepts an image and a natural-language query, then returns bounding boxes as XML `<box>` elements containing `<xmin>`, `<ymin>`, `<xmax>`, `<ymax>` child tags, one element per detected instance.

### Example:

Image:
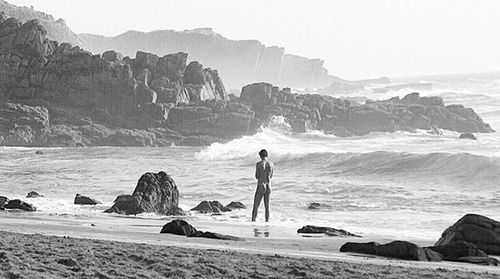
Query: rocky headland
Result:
<box><xmin>0</xmin><ymin>15</ymin><xmax>494</xmax><ymax>147</ymax></box>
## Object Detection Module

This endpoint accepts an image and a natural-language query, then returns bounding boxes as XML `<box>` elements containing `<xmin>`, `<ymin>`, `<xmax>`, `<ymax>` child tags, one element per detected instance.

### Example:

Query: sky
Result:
<box><xmin>7</xmin><ymin>0</ymin><xmax>500</xmax><ymax>79</ymax></box>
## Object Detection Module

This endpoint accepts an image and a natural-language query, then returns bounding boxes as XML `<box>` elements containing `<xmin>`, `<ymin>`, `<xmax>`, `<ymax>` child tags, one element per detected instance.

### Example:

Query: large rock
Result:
<box><xmin>435</xmin><ymin>214</ymin><xmax>500</xmax><ymax>255</ymax></box>
<box><xmin>104</xmin><ymin>171</ymin><xmax>180</xmax><ymax>215</ymax></box>
<box><xmin>0</xmin><ymin>196</ymin><xmax>9</xmax><ymax>208</ymax></box>
<box><xmin>4</xmin><ymin>199</ymin><xmax>36</xmax><ymax>211</ymax></box>
<box><xmin>160</xmin><ymin>219</ymin><xmax>197</xmax><ymax>236</ymax></box>
<box><xmin>191</xmin><ymin>201</ymin><xmax>231</xmax><ymax>214</ymax></box>
<box><xmin>297</xmin><ymin>226</ymin><xmax>361</xmax><ymax>237</ymax></box>
<box><xmin>340</xmin><ymin>242</ymin><xmax>380</xmax><ymax>255</ymax></box>
<box><xmin>74</xmin><ymin>194</ymin><xmax>100</xmax><ymax>205</ymax></box>
<box><xmin>188</xmin><ymin>231</ymin><xmax>242</xmax><ymax>241</ymax></box>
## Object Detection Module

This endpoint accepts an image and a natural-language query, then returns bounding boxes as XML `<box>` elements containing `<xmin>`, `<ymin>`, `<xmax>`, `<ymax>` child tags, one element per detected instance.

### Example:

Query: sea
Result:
<box><xmin>1</xmin><ymin>71</ymin><xmax>499</xmax><ymax>241</ymax></box>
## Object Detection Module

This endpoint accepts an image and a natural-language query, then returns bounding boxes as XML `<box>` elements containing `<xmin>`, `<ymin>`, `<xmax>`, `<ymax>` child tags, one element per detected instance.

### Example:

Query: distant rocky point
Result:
<box><xmin>0</xmin><ymin>16</ymin><xmax>494</xmax><ymax>147</ymax></box>
<box><xmin>0</xmin><ymin>0</ymin><xmax>84</xmax><ymax>47</ymax></box>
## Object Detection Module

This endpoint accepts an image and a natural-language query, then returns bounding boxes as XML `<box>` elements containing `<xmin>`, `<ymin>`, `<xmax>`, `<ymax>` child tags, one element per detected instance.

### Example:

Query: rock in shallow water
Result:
<box><xmin>191</xmin><ymin>201</ymin><xmax>231</xmax><ymax>214</ymax></box>
<box><xmin>297</xmin><ymin>225</ymin><xmax>361</xmax><ymax>237</ymax></box>
<box><xmin>74</xmin><ymin>194</ymin><xmax>100</xmax><ymax>205</ymax></box>
<box><xmin>105</xmin><ymin>171</ymin><xmax>181</xmax><ymax>215</ymax></box>
<box><xmin>225</xmin><ymin>201</ymin><xmax>246</xmax><ymax>210</ymax></box>
<box><xmin>26</xmin><ymin>191</ymin><xmax>43</xmax><ymax>198</ymax></box>
<box><xmin>459</xmin><ymin>133</ymin><xmax>477</xmax><ymax>140</ymax></box>
<box><xmin>306</xmin><ymin>202</ymin><xmax>332</xmax><ymax>210</ymax></box>
<box><xmin>4</xmin><ymin>200</ymin><xmax>36</xmax><ymax>211</ymax></box>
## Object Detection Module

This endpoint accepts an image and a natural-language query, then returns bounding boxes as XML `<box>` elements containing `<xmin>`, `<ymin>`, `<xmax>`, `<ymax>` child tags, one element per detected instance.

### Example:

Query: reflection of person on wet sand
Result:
<box><xmin>252</xmin><ymin>149</ymin><xmax>274</xmax><ymax>222</ymax></box>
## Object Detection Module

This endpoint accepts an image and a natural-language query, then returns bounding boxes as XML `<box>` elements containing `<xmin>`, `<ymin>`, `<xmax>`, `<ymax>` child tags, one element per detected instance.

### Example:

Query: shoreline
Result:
<box><xmin>0</xmin><ymin>213</ymin><xmax>499</xmax><ymax>278</ymax></box>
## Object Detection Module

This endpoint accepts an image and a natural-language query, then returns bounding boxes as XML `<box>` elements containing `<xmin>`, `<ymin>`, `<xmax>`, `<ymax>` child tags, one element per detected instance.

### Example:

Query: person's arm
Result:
<box><xmin>269</xmin><ymin>162</ymin><xmax>274</xmax><ymax>179</ymax></box>
<box><xmin>255</xmin><ymin>163</ymin><xmax>260</xmax><ymax>180</ymax></box>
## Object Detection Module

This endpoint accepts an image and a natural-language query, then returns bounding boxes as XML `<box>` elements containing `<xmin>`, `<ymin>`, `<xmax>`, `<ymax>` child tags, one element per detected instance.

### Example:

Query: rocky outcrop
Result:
<box><xmin>188</xmin><ymin>231</ymin><xmax>242</xmax><ymax>241</ymax></box>
<box><xmin>191</xmin><ymin>201</ymin><xmax>231</xmax><ymax>214</ymax></box>
<box><xmin>435</xmin><ymin>214</ymin><xmax>500</xmax><ymax>255</ymax></box>
<box><xmin>74</xmin><ymin>194</ymin><xmax>100</xmax><ymax>205</ymax></box>
<box><xmin>4</xmin><ymin>199</ymin><xmax>36</xmax><ymax>211</ymax></box>
<box><xmin>0</xmin><ymin>16</ymin><xmax>493</xmax><ymax>147</ymax></box>
<box><xmin>340</xmin><ymin>241</ymin><xmax>442</xmax><ymax>262</ymax></box>
<box><xmin>105</xmin><ymin>171</ymin><xmax>181</xmax><ymax>215</ymax></box>
<box><xmin>297</xmin><ymin>226</ymin><xmax>360</xmax><ymax>237</ymax></box>
<box><xmin>79</xmin><ymin>28</ymin><xmax>334</xmax><ymax>90</ymax></box>
<box><xmin>240</xmin><ymin>84</ymin><xmax>493</xmax><ymax>136</ymax></box>
<box><xmin>26</xmin><ymin>191</ymin><xmax>43</xmax><ymax>198</ymax></box>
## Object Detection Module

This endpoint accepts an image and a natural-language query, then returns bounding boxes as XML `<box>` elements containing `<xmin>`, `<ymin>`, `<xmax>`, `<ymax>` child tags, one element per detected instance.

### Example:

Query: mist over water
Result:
<box><xmin>1</xmin><ymin>72</ymin><xmax>500</xmax><ymax>241</ymax></box>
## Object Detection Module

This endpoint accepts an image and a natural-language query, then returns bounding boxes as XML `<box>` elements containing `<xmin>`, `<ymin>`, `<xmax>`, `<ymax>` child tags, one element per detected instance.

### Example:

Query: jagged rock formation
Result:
<box><xmin>240</xmin><ymin>83</ymin><xmax>494</xmax><ymax>136</ymax></box>
<box><xmin>0</xmin><ymin>1</ymin><xmax>84</xmax><ymax>47</ymax></box>
<box><xmin>0</xmin><ymin>16</ymin><xmax>494</xmax><ymax>147</ymax></box>
<box><xmin>79</xmin><ymin>28</ymin><xmax>334</xmax><ymax>90</ymax></box>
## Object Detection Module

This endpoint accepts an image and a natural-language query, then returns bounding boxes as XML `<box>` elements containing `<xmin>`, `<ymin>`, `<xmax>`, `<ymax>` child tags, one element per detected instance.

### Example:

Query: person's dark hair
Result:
<box><xmin>259</xmin><ymin>149</ymin><xmax>268</xmax><ymax>158</ymax></box>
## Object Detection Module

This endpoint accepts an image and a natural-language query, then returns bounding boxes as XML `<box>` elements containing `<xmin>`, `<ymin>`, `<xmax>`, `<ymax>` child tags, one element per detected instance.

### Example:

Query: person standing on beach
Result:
<box><xmin>252</xmin><ymin>149</ymin><xmax>274</xmax><ymax>222</ymax></box>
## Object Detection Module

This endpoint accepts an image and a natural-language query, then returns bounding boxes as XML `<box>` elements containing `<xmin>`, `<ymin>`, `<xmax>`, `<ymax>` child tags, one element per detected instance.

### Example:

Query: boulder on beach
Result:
<box><xmin>35</xmin><ymin>150</ymin><xmax>44</xmax><ymax>155</ymax></box>
<box><xmin>340</xmin><ymin>241</ymin><xmax>442</xmax><ymax>262</ymax></box>
<box><xmin>160</xmin><ymin>219</ymin><xmax>197</xmax><ymax>236</ymax></box>
<box><xmin>188</xmin><ymin>231</ymin><xmax>243</xmax><ymax>241</ymax></box>
<box><xmin>74</xmin><ymin>194</ymin><xmax>101</xmax><ymax>205</ymax></box>
<box><xmin>226</xmin><ymin>201</ymin><xmax>246</xmax><ymax>210</ymax></box>
<box><xmin>191</xmin><ymin>201</ymin><xmax>231</xmax><ymax>214</ymax></box>
<box><xmin>297</xmin><ymin>226</ymin><xmax>361</xmax><ymax>237</ymax></box>
<box><xmin>26</xmin><ymin>191</ymin><xmax>43</xmax><ymax>198</ymax></box>
<box><xmin>435</xmin><ymin>214</ymin><xmax>500</xmax><ymax>255</ymax></box>
<box><xmin>4</xmin><ymin>199</ymin><xmax>36</xmax><ymax>211</ymax></box>
<box><xmin>455</xmin><ymin>256</ymin><xmax>500</xmax><ymax>266</ymax></box>
<box><xmin>459</xmin><ymin>133</ymin><xmax>477</xmax><ymax>140</ymax></box>
<box><xmin>105</xmin><ymin>171</ymin><xmax>181</xmax><ymax>215</ymax></box>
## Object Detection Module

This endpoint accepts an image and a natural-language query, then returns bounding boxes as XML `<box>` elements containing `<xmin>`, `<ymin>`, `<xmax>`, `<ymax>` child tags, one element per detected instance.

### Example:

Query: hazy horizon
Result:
<box><xmin>7</xmin><ymin>0</ymin><xmax>500</xmax><ymax>80</ymax></box>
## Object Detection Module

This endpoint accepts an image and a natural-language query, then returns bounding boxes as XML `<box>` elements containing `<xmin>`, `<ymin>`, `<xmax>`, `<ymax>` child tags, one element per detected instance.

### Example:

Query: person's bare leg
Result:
<box><xmin>252</xmin><ymin>188</ymin><xmax>264</xmax><ymax>221</ymax></box>
<box><xmin>264</xmin><ymin>187</ymin><xmax>270</xmax><ymax>222</ymax></box>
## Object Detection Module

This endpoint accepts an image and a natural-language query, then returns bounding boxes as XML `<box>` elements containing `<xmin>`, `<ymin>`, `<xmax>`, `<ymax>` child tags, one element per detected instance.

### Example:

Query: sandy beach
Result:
<box><xmin>0</xmin><ymin>212</ymin><xmax>499</xmax><ymax>278</ymax></box>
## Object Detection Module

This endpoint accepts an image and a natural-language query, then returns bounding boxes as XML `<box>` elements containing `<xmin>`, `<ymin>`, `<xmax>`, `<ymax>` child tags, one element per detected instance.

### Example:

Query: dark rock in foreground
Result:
<box><xmin>74</xmin><ymin>194</ymin><xmax>100</xmax><ymax>205</ymax></box>
<box><xmin>4</xmin><ymin>199</ymin><xmax>36</xmax><ymax>211</ymax></box>
<box><xmin>454</xmin><ymin>256</ymin><xmax>500</xmax><ymax>266</ymax></box>
<box><xmin>340</xmin><ymin>241</ymin><xmax>441</xmax><ymax>262</ymax></box>
<box><xmin>226</xmin><ymin>201</ymin><xmax>246</xmax><ymax>210</ymax></box>
<box><xmin>297</xmin><ymin>225</ymin><xmax>361</xmax><ymax>237</ymax></box>
<box><xmin>26</xmin><ymin>191</ymin><xmax>43</xmax><ymax>198</ymax></box>
<box><xmin>435</xmin><ymin>214</ymin><xmax>500</xmax><ymax>255</ymax></box>
<box><xmin>459</xmin><ymin>133</ymin><xmax>477</xmax><ymax>140</ymax></box>
<box><xmin>105</xmin><ymin>171</ymin><xmax>181</xmax><ymax>215</ymax></box>
<box><xmin>191</xmin><ymin>201</ymin><xmax>231</xmax><ymax>214</ymax></box>
<box><xmin>160</xmin><ymin>219</ymin><xmax>197</xmax><ymax>236</ymax></box>
<box><xmin>340</xmin><ymin>242</ymin><xmax>380</xmax><ymax>254</ymax></box>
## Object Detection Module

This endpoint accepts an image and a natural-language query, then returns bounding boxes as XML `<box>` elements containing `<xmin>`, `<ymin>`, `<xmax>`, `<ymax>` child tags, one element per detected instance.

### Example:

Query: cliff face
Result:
<box><xmin>79</xmin><ymin>29</ymin><xmax>334</xmax><ymax>90</ymax></box>
<box><xmin>0</xmin><ymin>0</ymin><xmax>84</xmax><ymax>47</ymax></box>
<box><xmin>0</xmin><ymin>16</ymin><xmax>493</xmax><ymax>147</ymax></box>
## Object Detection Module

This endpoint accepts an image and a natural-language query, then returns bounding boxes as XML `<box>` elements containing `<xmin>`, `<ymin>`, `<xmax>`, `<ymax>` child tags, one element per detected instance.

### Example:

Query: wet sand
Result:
<box><xmin>0</xmin><ymin>213</ymin><xmax>499</xmax><ymax>278</ymax></box>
